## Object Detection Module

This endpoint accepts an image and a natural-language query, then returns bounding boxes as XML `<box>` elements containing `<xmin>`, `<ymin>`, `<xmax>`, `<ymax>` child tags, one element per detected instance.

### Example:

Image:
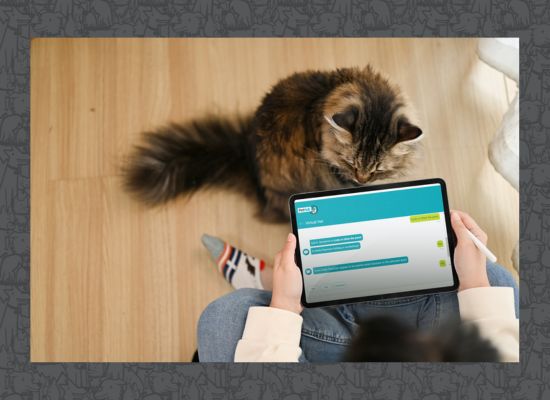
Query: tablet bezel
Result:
<box><xmin>289</xmin><ymin>178</ymin><xmax>459</xmax><ymax>308</ymax></box>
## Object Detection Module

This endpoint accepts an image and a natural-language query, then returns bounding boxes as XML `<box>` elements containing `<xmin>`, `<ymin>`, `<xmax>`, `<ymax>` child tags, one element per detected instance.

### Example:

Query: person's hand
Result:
<box><xmin>450</xmin><ymin>210</ymin><xmax>490</xmax><ymax>292</ymax></box>
<box><xmin>270</xmin><ymin>233</ymin><xmax>304</xmax><ymax>315</ymax></box>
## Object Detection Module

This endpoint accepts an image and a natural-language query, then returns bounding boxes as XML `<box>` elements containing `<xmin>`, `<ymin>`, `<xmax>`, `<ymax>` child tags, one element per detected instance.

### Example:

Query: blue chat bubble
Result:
<box><xmin>312</xmin><ymin>256</ymin><xmax>409</xmax><ymax>274</ymax></box>
<box><xmin>310</xmin><ymin>242</ymin><xmax>361</xmax><ymax>255</ymax></box>
<box><xmin>310</xmin><ymin>234</ymin><xmax>363</xmax><ymax>247</ymax></box>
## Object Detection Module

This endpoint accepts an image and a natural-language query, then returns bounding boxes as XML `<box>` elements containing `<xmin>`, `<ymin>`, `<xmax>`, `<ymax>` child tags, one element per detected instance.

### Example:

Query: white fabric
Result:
<box><xmin>477</xmin><ymin>37</ymin><xmax>520</xmax><ymax>191</ymax></box>
<box><xmin>219</xmin><ymin>246</ymin><xmax>264</xmax><ymax>290</ymax></box>
<box><xmin>230</xmin><ymin>253</ymin><xmax>264</xmax><ymax>290</ymax></box>
<box><xmin>234</xmin><ymin>307</ymin><xmax>303</xmax><ymax>362</ymax></box>
<box><xmin>489</xmin><ymin>93</ymin><xmax>519</xmax><ymax>191</ymax></box>
<box><xmin>477</xmin><ymin>38</ymin><xmax>519</xmax><ymax>82</ymax></box>
<box><xmin>234</xmin><ymin>288</ymin><xmax>519</xmax><ymax>362</ymax></box>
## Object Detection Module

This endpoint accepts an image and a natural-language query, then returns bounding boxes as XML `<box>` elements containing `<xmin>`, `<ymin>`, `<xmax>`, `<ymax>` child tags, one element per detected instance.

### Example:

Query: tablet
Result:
<box><xmin>289</xmin><ymin>178</ymin><xmax>459</xmax><ymax>307</ymax></box>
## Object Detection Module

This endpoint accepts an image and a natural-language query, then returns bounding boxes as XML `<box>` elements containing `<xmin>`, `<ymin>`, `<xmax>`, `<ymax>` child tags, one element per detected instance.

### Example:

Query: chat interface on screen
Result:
<box><xmin>295</xmin><ymin>184</ymin><xmax>454</xmax><ymax>303</ymax></box>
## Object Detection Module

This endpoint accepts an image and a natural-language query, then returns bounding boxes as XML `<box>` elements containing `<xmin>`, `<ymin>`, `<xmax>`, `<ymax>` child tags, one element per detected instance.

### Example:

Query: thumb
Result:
<box><xmin>451</xmin><ymin>211</ymin><xmax>469</xmax><ymax>243</ymax></box>
<box><xmin>280</xmin><ymin>233</ymin><xmax>297</xmax><ymax>266</ymax></box>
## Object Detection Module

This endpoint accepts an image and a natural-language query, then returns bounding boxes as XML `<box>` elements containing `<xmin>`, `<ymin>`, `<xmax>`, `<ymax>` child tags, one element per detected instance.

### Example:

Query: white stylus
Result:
<box><xmin>465</xmin><ymin>229</ymin><xmax>497</xmax><ymax>263</ymax></box>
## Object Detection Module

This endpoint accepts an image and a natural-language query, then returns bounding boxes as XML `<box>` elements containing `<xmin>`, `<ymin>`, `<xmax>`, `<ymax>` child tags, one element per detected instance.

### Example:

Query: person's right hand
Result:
<box><xmin>450</xmin><ymin>210</ymin><xmax>490</xmax><ymax>292</ymax></box>
<box><xmin>270</xmin><ymin>233</ymin><xmax>303</xmax><ymax>315</ymax></box>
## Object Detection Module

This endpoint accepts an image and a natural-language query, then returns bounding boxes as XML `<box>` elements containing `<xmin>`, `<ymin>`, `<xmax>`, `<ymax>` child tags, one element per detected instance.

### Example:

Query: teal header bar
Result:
<box><xmin>313</xmin><ymin>256</ymin><xmax>409</xmax><ymax>274</ymax></box>
<box><xmin>295</xmin><ymin>184</ymin><xmax>443</xmax><ymax>229</ymax></box>
<box><xmin>310</xmin><ymin>234</ymin><xmax>363</xmax><ymax>247</ymax></box>
<box><xmin>310</xmin><ymin>242</ymin><xmax>360</xmax><ymax>255</ymax></box>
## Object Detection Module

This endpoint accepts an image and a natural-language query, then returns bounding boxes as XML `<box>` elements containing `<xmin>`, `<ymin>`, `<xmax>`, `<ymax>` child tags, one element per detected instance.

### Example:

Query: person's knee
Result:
<box><xmin>198</xmin><ymin>289</ymin><xmax>270</xmax><ymax>334</ymax></box>
<box><xmin>197</xmin><ymin>289</ymin><xmax>270</xmax><ymax>361</ymax></box>
<box><xmin>232</xmin><ymin>287</ymin><xmax>271</xmax><ymax>303</ymax></box>
<box><xmin>219</xmin><ymin>288</ymin><xmax>272</xmax><ymax>308</ymax></box>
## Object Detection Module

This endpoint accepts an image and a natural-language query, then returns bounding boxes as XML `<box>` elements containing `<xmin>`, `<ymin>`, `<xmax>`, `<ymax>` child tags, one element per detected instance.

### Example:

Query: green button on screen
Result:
<box><xmin>410</xmin><ymin>213</ymin><xmax>441</xmax><ymax>223</ymax></box>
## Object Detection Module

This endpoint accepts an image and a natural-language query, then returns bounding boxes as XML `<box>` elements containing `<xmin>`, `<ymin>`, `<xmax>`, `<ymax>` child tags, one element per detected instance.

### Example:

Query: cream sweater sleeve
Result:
<box><xmin>234</xmin><ymin>306</ymin><xmax>303</xmax><ymax>362</ymax></box>
<box><xmin>458</xmin><ymin>287</ymin><xmax>519</xmax><ymax>362</ymax></box>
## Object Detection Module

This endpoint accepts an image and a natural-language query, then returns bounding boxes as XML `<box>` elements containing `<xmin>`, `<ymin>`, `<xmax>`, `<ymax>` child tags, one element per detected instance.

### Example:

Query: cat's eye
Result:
<box><xmin>342</xmin><ymin>158</ymin><xmax>354</xmax><ymax>168</ymax></box>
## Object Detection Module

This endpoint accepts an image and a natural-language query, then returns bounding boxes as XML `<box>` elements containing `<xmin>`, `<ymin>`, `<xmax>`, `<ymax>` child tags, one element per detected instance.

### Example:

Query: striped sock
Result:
<box><xmin>201</xmin><ymin>234</ymin><xmax>265</xmax><ymax>290</ymax></box>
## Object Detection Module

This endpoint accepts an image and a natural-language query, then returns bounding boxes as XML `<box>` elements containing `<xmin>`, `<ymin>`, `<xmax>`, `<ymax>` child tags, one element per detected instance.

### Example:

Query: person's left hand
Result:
<box><xmin>270</xmin><ymin>233</ymin><xmax>303</xmax><ymax>315</ymax></box>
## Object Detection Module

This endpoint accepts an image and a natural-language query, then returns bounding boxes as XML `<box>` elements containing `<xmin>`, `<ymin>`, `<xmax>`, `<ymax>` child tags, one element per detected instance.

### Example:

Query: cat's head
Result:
<box><xmin>320</xmin><ymin>67</ymin><xmax>423</xmax><ymax>185</ymax></box>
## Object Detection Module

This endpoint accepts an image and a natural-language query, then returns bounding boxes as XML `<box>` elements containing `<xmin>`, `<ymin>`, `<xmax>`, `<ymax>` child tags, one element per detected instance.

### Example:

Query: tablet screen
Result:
<box><xmin>293</xmin><ymin>182</ymin><xmax>455</xmax><ymax>305</ymax></box>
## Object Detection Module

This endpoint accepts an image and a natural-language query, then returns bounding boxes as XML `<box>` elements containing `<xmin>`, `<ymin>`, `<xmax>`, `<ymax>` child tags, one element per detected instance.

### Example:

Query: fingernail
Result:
<box><xmin>287</xmin><ymin>233</ymin><xmax>293</xmax><ymax>242</ymax></box>
<box><xmin>451</xmin><ymin>212</ymin><xmax>459</xmax><ymax>220</ymax></box>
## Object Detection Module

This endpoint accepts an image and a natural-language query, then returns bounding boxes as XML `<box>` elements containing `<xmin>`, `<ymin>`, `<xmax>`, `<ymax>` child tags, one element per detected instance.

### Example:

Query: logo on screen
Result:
<box><xmin>297</xmin><ymin>205</ymin><xmax>318</xmax><ymax>214</ymax></box>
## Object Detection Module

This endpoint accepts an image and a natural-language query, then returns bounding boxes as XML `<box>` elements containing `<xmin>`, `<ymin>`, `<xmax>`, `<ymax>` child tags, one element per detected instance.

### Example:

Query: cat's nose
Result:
<box><xmin>354</xmin><ymin>170</ymin><xmax>368</xmax><ymax>184</ymax></box>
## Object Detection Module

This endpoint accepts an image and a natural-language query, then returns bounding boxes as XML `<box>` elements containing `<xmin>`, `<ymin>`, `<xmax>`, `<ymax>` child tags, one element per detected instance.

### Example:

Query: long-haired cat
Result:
<box><xmin>123</xmin><ymin>66</ymin><xmax>423</xmax><ymax>221</ymax></box>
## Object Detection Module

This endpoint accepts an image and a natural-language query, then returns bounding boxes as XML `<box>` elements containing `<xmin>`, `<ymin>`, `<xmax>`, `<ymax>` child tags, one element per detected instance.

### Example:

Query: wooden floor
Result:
<box><xmin>31</xmin><ymin>38</ymin><xmax>518</xmax><ymax>362</ymax></box>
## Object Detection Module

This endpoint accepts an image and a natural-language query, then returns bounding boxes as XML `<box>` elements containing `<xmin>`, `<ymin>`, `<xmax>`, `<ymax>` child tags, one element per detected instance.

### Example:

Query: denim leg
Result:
<box><xmin>197</xmin><ymin>288</ymin><xmax>271</xmax><ymax>362</ymax></box>
<box><xmin>347</xmin><ymin>293</ymin><xmax>442</xmax><ymax>331</ymax></box>
<box><xmin>197</xmin><ymin>288</ymin><xmax>355</xmax><ymax>362</ymax></box>
<box><xmin>299</xmin><ymin>305</ymin><xmax>356</xmax><ymax>362</ymax></box>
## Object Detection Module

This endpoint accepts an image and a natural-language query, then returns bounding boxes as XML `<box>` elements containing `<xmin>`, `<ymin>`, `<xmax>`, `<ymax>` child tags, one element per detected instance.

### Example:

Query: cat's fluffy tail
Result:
<box><xmin>122</xmin><ymin>115</ymin><xmax>256</xmax><ymax>205</ymax></box>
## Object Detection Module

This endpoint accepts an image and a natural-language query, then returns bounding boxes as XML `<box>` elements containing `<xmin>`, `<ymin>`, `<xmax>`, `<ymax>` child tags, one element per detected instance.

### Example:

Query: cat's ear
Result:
<box><xmin>397</xmin><ymin>121</ymin><xmax>423</xmax><ymax>143</ymax></box>
<box><xmin>325</xmin><ymin>107</ymin><xmax>358</xmax><ymax>134</ymax></box>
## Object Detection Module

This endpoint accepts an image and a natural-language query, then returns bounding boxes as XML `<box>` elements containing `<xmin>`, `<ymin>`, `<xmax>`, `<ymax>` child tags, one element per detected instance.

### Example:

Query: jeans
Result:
<box><xmin>197</xmin><ymin>261</ymin><xmax>518</xmax><ymax>362</ymax></box>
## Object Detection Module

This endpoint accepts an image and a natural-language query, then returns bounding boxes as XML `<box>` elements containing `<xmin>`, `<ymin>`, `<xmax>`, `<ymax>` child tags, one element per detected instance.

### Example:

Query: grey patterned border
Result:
<box><xmin>0</xmin><ymin>0</ymin><xmax>547</xmax><ymax>398</ymax></box>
